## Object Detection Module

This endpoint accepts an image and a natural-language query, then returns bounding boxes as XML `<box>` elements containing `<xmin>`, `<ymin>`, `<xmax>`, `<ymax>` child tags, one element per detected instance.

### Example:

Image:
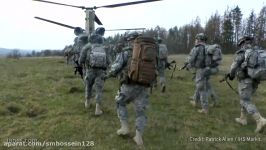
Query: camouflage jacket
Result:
<box><xmin>229</xmin><ymin>44</ymin><xmax>252</xmax><ymax>80</ymax></box>
<box><xmin>73</xmin><ymin>34</ymin><xmax>88</xmax><ymax>53</ymax></box>
<box><xmin>158</xmin><ymin>43</ymin><xmax>168</xmax><ymax>61</ymax></box>
<box><xmin>186</xmin><ymin>43</ymin><xmax>206</xmax><ymax>69</ymax></box>
<box><xmin>109</xmin><ymin>46</ymin><xmax>132</xmax><ymax>78</ymax></box>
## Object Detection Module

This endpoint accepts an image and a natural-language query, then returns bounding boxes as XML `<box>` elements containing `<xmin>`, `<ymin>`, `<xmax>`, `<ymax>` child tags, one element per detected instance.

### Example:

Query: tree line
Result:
<box><xmin>107</xmin><ymin>5</ymin><xmax>266</xmax><ymax>54</ymax></box>
<box><xmin>7</xmin><ymin>49</ymin><xmax>64</xmax><ymax>58</ymax></box>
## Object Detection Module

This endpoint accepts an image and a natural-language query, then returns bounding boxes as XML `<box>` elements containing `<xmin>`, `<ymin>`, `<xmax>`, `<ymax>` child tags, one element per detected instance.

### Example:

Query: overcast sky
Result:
<box><xmin>0</xmin><ymin>0</ymin><xmax>265</xmax><ymax>50</ymax></box>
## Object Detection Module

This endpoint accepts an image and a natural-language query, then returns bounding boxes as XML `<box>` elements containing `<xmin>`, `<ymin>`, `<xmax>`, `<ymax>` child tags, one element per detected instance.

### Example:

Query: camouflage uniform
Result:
<box><xmin>228</xmin><ymin>36</ymin><xmax>266</xmax><ymax>133</ymax></box>
<box><xmin>157</xmin><ymin>42</ymin><xmax>168</xmax><ymax>92</ymax></box>
<box><xmin>186</xmin><ymin>33</ymin><xmax>209</xmax><ymax>113</ymax></box>
<box><xmin>110</xmin><ymin>46</ymin><xmax>149</xmax><ymax>133</ymax></box>
<box><xmin>73</xmin><ymin>34</ymin><xmax>87</xmax><ymax>58</ymax></box>
<box><xmin>108</xmin><ymin>33</ymin><xmax>153</xmax><ymax>145</ymax></box>
<box><xmin>193</xmin><ymin>67</ymin><xmax>218</xmax><ymax>106</ymax></box>
<box><xmin>66</xmin><ymin>27</ymin><xmax>87</xmax><ymax>65</ymax></box>
<box><xmin>229</xmin><ymin>43</ymin><xmax>258</xmax><ymax>115</ymax></box>
<box><xmin>63</xmin><ymin>45</ymin><xmax>73</xmax><ymax>64</ymax></box>
<box><xmin>79</xmin><ymin>33</ymin><xmax>110</xmax><ymax>115</ymax></box>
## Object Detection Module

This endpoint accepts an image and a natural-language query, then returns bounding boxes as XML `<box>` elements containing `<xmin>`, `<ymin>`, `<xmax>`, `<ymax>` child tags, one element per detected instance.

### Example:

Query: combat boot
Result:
<box><xmin>190</xmin><ymin>100</ymin><xmax>196</xmax><ymax>107</ymax></box>
<box><xmin>198</xmin><ymin>109</ymin><xmax>208</xmax><ymax>114</ymax></box>
<box><xmin>252</xmin><ymin>113</ymin><xmax>266</xmax><ymax>133</ymax></box>
<box><xmin>235</xmin><ymin>112</ymin><xmax>247</xmax><ymax>125</ymax></box>
<box><xmin>95</xmin><ymin>103</ymin><xmax>103</xmax><ymax>116</ymax></box>
<box><xmin>84</xmin><ymin>99</ymin><xmax>91</xmax><ymax>109</ymax></box>
<box><xmin>133</xmin><ymin>130</ymin><xmax>143</xmax><ymax>146</ymax></box>
<box><xmin>189</xmin><ymin>96</ymin><xmax>194</xmax><ymax>100</ymax></box>
<box><xmin>161</xmin><ymin>84</ymin><xmax>166</xmax><ymax>93</ymax></box>
<box><xmin>117</xmin><ymin>120</ymin><xmax>129</xmax><ymax>135</ymax></box>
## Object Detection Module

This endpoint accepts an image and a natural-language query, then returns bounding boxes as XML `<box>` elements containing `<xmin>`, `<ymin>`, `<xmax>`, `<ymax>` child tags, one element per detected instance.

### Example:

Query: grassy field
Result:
<box><xmin>0</xmin><ymin>55</ymin><xmax>266</xmax><ymax>150</ymax></box>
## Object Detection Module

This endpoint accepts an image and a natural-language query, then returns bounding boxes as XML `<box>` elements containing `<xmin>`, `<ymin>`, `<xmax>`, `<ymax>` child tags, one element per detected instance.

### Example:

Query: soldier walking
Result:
<box><xmin>157</xmin><ymin>37</ymin><xmax>168</xmax><ymax>92</ymax></box>
<box><xmin>79</xmin><ymin>27</ymin><xmax>111</xmax><ymax>116</ymax></box>
<box><xmin>106</xmin><ymin>32</ymin><xmax>157</xmax><ymax>146</ymax></box>
<box><xmin>227</xmin><ymin>36</ymin><xmax>266</xmax><ymax>133</ymax></box>
<box><xmin>185</xmin><ymin>33</ymin><xmax>210</xmax><ymax>114</ymax></box>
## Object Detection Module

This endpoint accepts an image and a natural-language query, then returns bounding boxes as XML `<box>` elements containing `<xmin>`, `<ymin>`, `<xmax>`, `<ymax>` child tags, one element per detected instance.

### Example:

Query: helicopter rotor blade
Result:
<box><xmin>94</xmin><ymin>14</ymin><xmax>103</xmax><ymax>25</ymax></box>
<box><xmin>34</xmin><ymin>16</ymin><xmax>76</xmax><ymax>29</ymax></box>
<box><xmin>95</xmin><ymin>0</ymin><xmax>161</xmax><ymax>9</ymax></box>
<box><xmin>106</xmin><ymin>28</ymin><xmax>146</xmax><ymax>31</ymax></box>
<box><xmin>33</xmin><ymin>0</ymin><xmax>86</xmax><ymax>9</ymax></box>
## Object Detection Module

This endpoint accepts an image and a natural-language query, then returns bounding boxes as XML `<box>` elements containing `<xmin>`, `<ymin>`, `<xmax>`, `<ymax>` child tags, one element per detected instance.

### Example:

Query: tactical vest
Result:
<box><xmin>234</xmin><ymin>50</ymin><xmax>247</xmax><ymax>80</ymax></box>
<box><xmin>194</xmin><ymin>44</ymin><xmax>206</xmax><ymax>68</ymax></box>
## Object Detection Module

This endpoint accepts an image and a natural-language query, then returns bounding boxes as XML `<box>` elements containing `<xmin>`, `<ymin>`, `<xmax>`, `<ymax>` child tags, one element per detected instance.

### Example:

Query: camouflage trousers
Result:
<box><xmin>238</xmin><ymin>78</ymin><xmax>259</xmax><ymax>115</ymax></box>
<box><xmin>84</xmin><ymin>68</ymin><xmax>106</xmax><ymax>104</ymax></box>
<box><xmin>157</xmin><ymin>60</ymin><xmax>166</xmax><ymax>86</ymax></box>
<box><xmin>193</xmin><ymin>69</ymin><xmax>209</xmax><ymax>110</ymax></box>
<box><xmin>193</xmin><ymin>67</ymin><xmax>218</xmax><ymax>104</ymax></box>
<box><xmin>115</xmin><ymin>84</ymin><xmax>149</xmax><ymax>134</ymax></box>
<box><xmin>193</xmin><ymin>81</ymin><xmax>217</xmax><ymax>104</ymax></box>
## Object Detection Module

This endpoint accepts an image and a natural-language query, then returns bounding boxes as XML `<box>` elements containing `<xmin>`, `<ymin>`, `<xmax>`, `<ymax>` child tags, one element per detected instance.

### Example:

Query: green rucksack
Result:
<box><xmin>243</xmin><ymin>49</ymin><xmax>266</xmax><ymax>81</ymax></box>
<box><xmin>205</xmin><ymin>44</ymin><xmax>222</xmax><ymax>68</ymax></box>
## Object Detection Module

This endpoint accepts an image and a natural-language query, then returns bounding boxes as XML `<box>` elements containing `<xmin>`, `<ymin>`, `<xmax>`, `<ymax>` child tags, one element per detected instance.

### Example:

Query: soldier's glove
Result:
<box><xmin>165</xmin><ymin>62</ymin><xmax>173</xmax><ymax>70</ymax></box>
<box><xmin>74</xmin><ymin>65</ymin><xmax>83</xmax><ymax>79</ymax></box>
<box><xmin>203</xmin><ymin>67</ymin><xmax>211</xmax><ymax>76</ymax></box>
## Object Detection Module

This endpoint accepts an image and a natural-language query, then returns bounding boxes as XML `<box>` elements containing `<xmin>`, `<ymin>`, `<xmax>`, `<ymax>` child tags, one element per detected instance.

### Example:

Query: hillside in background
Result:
<box><xmin>0</xmin><ymin>48</ymin><xmax>31</xmax><ymax>56</ymax></box>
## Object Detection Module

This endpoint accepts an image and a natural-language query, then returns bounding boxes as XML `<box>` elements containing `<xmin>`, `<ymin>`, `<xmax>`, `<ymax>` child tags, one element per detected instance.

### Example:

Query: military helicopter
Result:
<box><xmin>33</xmin><ymin>0</ymin><xmax>162</xmax><ymax>35</ymax></box>
<box><xmin>34</xmin><ymin>16</ymin><xmax>146</xmax><ymax>34</ymax></box>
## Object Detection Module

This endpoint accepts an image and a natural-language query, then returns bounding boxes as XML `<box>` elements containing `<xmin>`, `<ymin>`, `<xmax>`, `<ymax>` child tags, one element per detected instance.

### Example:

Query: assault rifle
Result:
<box><xmin>179</xmin><ymin>62</ymin><xmax>189</xmax><ymax>71</ymax></box>
<box><xmin>166</xmin><ymin>60</ymin><xmax>176</xmax><ymax>70</ymax></box>
<box><xmin>74</xmin><ymin>61</ymin><xmax>83</xmax><ymax>79</ymax></box>
<box><xmin>220</xmin><ymin>74</ymin><xmax>238</xmax><ymax>95</ymax></box>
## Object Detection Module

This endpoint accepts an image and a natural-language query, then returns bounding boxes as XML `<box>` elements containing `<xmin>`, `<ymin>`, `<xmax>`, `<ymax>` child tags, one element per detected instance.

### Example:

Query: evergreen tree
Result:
<box><xmin>255</xmin><ymin>5</ymin><xmax>266</xmax><ymax>47</ymax></box>
<box><xmin>245</xmin><ymin>10</ymin><xmax>256</xmax><ymax>37</ymax></box>
<box><xmin>232</xmin><ymin>6</ymin><xmax>243</xmax><ymax>44</ymax></box>
<box><xmin>222</xmin><ymin>9</ymin><xmax>234</xmax><ymax>53</ymax></box>
<box><xmin>205</xmin><ymin>12</ymin><xmax>221</xmax><ymax>44</ymax></box>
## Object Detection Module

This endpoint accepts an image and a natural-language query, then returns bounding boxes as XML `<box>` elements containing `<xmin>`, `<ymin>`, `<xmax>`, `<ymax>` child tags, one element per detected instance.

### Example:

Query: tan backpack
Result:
<box><xmin>128</xmin><ymin>36</ymin><xmax>158</xmax><ymax>86</ymax></box>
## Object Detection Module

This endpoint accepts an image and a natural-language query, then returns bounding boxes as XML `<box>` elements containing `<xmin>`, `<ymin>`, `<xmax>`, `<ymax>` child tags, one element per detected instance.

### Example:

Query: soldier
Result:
<box><xmin>185</xmin><ymin>33</ymin><xmax>209</xmax><ymax>114</ymax></box>
<box><xmin>227</xmin><ymin>36</ymin><xmax>266</xmax><ymax>133</ymax></box>
<box><xmin>191</xmin><ymin>43</ymin><xmax>222</xmax><ymax>107</ymax></box>
<box><xmin>63</xmin><ymin>45</ymin><xmax>73</xmax><ymax>64</ymax></box>
<box><xmin>70</xmin><ymin>27</ymin><xmax>87</xmax><ymax>64</ymax></box>
<box><xmin>79</xmin><ymin>27</ymin><xmax>111</xmax><ymax>116</ymax></box>
<box><xmin>157</xmin><ymin>37</ymin><xmax>168</xmax><ymax>92</ymax></box>
<box><xmin>106</xmin><ymin>32</ymin><xmax>157</xmax><ymax>146</ymax></box>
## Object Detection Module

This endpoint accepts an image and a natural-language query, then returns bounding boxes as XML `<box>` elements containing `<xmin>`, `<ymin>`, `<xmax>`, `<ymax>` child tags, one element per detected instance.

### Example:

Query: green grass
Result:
<box><xmin>0</xmin><ymin>56</ymin><xmax>266</xmax><ymax>150</ymax></box>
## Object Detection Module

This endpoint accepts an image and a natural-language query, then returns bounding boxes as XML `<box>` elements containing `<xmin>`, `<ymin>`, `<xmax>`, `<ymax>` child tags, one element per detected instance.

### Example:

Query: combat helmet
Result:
<box><xmin>74</xmin><ymin>27</ymin><xmax>84</xmax><ymax>36</ymax></box>
<box><xmin>237</xmin><ymin>36</ymin><xmax>254</xmax><ymax>47</ymax></box>
<box><xmin>126</xmin><ymin>32</ymin><xmax>140</xmax><ymax>41</ymax></box>
<box><xmin>195</xmin><ymin>33</ymin><xmax>207</xmax><ymax>42</ymax></box>
<box><xmin>95</xmin><ymin>27</ymin><xmax>105</xmax><ymax>36</ymax></box>
<box><xmin>89</xmin><ymin>34</ymin><xmax>104</xmax><ymax>44</ymax></box>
